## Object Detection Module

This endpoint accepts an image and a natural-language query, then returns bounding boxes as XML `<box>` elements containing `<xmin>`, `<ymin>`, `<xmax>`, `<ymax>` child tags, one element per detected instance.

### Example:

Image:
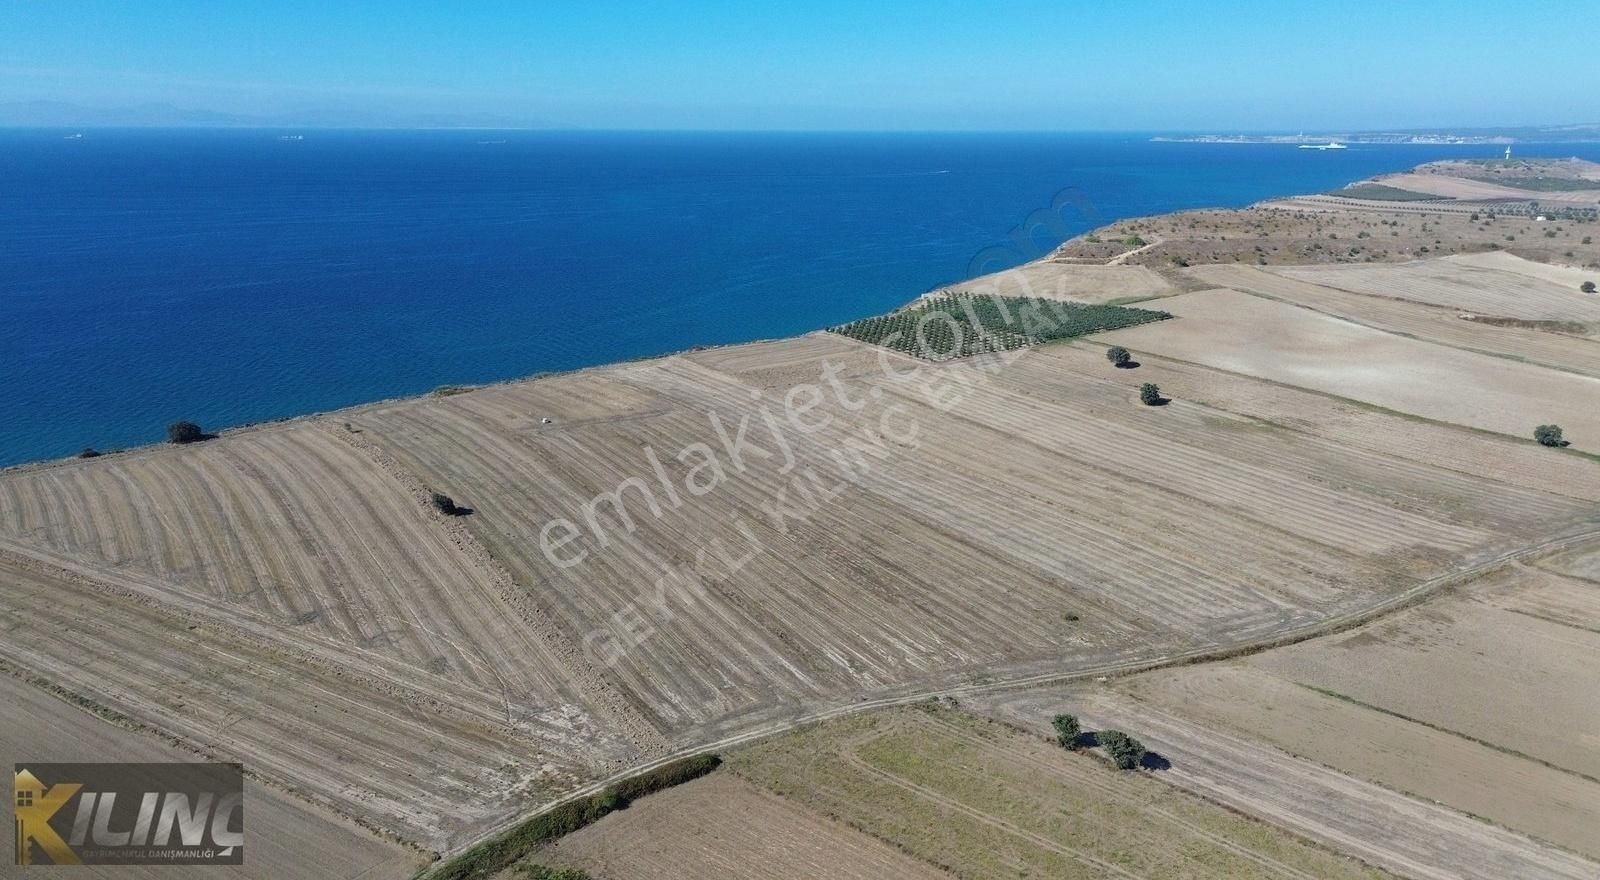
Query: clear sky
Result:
<box><xmin>2</xmin><ymin>0</ymin><xmax>1595</xmax><ymax>130</ymax></box>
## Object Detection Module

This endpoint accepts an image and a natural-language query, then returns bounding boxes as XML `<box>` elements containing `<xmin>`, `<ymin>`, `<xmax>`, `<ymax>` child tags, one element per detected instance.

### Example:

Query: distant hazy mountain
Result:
<box><xmin>0</xmin><ymin>100</ymin><xmax>560</xmax><ymax>129</ymax></box>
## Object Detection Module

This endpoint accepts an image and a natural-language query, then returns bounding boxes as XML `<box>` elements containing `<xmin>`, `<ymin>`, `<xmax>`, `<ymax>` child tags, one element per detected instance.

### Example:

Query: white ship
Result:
<box><xmin>1298</xmin><ymin>141</ymin><xmax>1347</xmax><ymax>150</ymax></box>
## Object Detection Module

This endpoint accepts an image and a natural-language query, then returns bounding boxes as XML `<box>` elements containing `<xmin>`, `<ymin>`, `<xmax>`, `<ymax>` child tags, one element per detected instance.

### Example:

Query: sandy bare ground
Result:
<box><xmin>971</xmin><ymin>686</ymin><xmax>1599</xmax><ymax>880</ymax></box>
<box><xmin>1188</xmin><ymin>264</ymin><xmax>1600</xmax><ymax>373</ymax></box>
<box><xmin>0</xmin><ymin>672</ymin><xmax>426</xmax><ymax>879</ymax></box>
<box><xmin>946</xmin><ymin>260</ymin><xmax>1175</xmax><ymax>303</ymax></box>
<box><xmin>1269</xmin><ymin>259</ymin><xmax>1600</xmax><ymax>323</ymax></box>
<box><xmin>1096</xmin><ymin>288</ymin><xmax>1600</xmax><ymax>449</ymax></box>
<box><xmin>536</xmin><ymin>773</ymin><xmax>947</xmax><ymax>880</ymax></box>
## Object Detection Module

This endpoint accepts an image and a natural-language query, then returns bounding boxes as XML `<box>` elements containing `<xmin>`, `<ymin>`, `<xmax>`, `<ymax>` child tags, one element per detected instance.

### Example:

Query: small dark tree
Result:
<box><xmin>167</xmin><ymin>421</ymin><xmax>204</xmax><ymax>444</ymax></box>
<box><xmin>1139</xmin><ymin>383</ymin><xmax>1162</xmax><ymax>406</ymax></box>
<box><xmin>1534</xmin><ymin>424</ymin><xmax>1566</xmax><ymax>447</ymax></box>
<box><xmin>1582</xmin><ymin>281</ymin><xmax>1596</xmax><ymax>294</ymax></box>
<box><xmin>78</xmin><ymin>447</ymin><xmax>102</xmax><ymax>459</ymax></box>
<box><xmin>1052</xmin><ymin>714</ymin><xmax>1081</xmax><ymax>749</ymax></box>
<box><xmin>431</xmin><ymin>492</ymin><xmax>464</xmax><ymax>515</ymax></box>
<box><xmin>1106</xmin><ymin>346</ymin><xmax>1132</xmax><ymax>367</ymax></box>
<box><xmin>1099</xmin><ymin>729</ymin><xmax>1146</xmax><ymax>770</ymax></box>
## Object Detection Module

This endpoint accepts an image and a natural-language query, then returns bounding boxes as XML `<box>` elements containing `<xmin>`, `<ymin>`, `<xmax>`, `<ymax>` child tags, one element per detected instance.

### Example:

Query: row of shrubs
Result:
<box><xmin>428</xmin><ymin>753</ymin><xmax>722</xmax><ymax>880</ymax></box>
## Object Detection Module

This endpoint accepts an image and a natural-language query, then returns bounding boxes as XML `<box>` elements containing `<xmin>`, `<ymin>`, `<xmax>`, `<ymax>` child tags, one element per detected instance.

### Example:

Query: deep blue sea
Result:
<box><xmin>4</xmin><ymin>130</ymin><xmax>1598</xmax><ymax>467</ymax></box>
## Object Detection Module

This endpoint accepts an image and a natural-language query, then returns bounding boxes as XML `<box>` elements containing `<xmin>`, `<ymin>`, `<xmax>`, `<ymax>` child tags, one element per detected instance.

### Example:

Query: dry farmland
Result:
<box><xmin>1186</xmin><ymin>264</ymin><xmax>1600</xmax><ymax>376</ymax></box>
<box><xmin>1095</xmin><ymin>554</ymin><xmax>1600</xmax><ymax>869</ymax></box>
<box><xmin>944</xmin><ymin>261</ymin><xmax>1179</xmax><ymax>304</ymax></box>
<box><xmin>533</xmin><ymin>772</ymin><xmax>947</xmax><ymax>880</ymax></box>
<box><xmin>1267</xmin><ymin>258</ymin><xmax>1600</xmax><ymax>324</ymax></box>
<box><xmin>1095</xmin><ymin>288</ymin><xmax>1600</xmax><ymax>450</ymax></box>
<box><xmin>971</xmin><ymin>677</ymin><xmax>1600</xmax><ymax>880</ymax></box>
<box><xmin>723</xmin><ymin>703</ymin><xmax>1391</xmax><ymax>879</ymax></box>
<box><xmin>4</xmin><ymin>160</ymin><xmax>1600</xmax><ymax>871</ymax></box>
<box><xmin>0</xmin><ymin>672</ymin><xmax>427</xmax><ymax>879</ymax></box>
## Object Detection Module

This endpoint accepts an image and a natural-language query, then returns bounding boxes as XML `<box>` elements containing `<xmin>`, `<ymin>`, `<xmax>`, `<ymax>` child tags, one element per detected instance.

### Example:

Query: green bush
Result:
<box><xmin>1105</xmin><ymin>346</ymin><xmax>1131</xmax><ymax>367</ymax></box>
<box><xmin>1052</xmin><ymin>714</ymin><xmax>1081</xmax><ymax>749</ymax></box>
<box><xmin>517</xmin><ymin>866</ymin><xmax>592</xmax><ymax>880</ymax></box>
<box><xmin>78</xmin><ymin>447</ymin><xmax>102</xmax><ymax>459</ymax></box>
<box><xmin>431</xmin><ymin>492</ymin><xmax>464</xmax><ymax>516</ymax></box>
<box><xmin>607</xmin><ymin>753</ymin><xmax>722</xmax><ymax>803</ymax></box>
<box><xmin>1582</xmin><ymin>281</ymin><xmax>1596</xmax><ymax>294</ymax></box>
<box><xmin>1099</xmin><ymin>730</ymin><xmax>1146</xmax><ymax>770</ymax></box>
<box><xmin>166</xmin><ymin>421</ymin><xmax>205</xmax><ymax>444</ymax></box>
<box><xmin>1139</xmin><ymin>383</ymin><xmax>1162</xmax><ymax>406</ymax></box>
<box><xmin>1534</xmin><ymin>424</ymin><xmax>1566</xmax><ymax>447</ymax></box>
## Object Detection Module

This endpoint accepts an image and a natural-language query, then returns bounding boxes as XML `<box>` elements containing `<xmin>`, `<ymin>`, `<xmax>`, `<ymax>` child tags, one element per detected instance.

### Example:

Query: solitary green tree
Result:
<box><xmin>1106</xmin><ymin>346</ymin><xmax>1132</xmax><ymax>367</ymax></box>
<box><xmin>1582</xmin><ymin>281</ymin><xmax>1596</xmax><ymax>294</ymax></box>
<box><xmin>1139</xmin><ymin>383</ymin><xmax>1163</xmax><ymax>406</ymax></box>
<box><xmin>166</xmin><ymin>421</ymin><xmax>204</xmax><ymax>444</ymax></box>
<box><xmin>1534</xmin><ymin>424</ymin><xmax>1566</xmax><ymax>447</ymax></box>
<box><xmin>1099</xmin><ymin>730</ymin><xmax>1146</xmax><ymax>770</ymax></box>
<box><xmin>1052</xmin><ymin>714</ymin><xmax>1081</xmax><ymax>749</ymax></box>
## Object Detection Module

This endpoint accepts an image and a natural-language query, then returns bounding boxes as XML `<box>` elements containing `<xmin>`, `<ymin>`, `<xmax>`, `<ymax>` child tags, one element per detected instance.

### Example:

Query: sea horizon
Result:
<box><xmin>6</xmin><ymin>128</ymin><xmax>1598</xmax><ymax>468</ymax></box>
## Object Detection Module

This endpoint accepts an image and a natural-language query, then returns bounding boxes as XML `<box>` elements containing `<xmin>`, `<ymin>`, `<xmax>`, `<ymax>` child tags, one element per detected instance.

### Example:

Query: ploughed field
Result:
<box><xmin>2</xmin><ymin>246</ymin><xmax>1598</xmax><ymax>860</ymax></box>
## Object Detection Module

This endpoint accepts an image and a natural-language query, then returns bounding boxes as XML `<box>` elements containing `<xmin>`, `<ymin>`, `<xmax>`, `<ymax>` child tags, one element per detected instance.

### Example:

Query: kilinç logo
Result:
<box><xmin>14</xmin><ymin>763</ymin><xmax>243</xmax><ymax>865</ymax></box>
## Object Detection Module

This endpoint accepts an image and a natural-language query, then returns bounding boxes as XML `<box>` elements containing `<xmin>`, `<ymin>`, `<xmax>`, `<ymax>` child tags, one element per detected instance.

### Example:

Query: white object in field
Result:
<box><xmin>1505</xmin><ymin>145</ymin><xmax>1513</xmax><ymax>160</ymax></box>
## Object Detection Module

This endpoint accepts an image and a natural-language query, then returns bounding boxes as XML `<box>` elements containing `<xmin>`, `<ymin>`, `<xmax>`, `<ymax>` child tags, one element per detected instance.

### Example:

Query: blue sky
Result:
<box><xmin>2</xmin><ymin>0</ymin><xmax>1595</xmax><ymax>130</ymax></box>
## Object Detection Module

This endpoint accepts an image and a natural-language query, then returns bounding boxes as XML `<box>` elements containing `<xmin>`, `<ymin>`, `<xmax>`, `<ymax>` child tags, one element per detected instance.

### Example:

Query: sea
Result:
<box><xmin>4</xmin><ymin>129</ymin><xmax>1597</xmax><ymax>467</ymax></box>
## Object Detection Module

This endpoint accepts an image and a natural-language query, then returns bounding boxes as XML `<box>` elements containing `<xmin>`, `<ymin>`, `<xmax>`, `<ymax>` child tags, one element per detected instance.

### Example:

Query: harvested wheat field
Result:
<box><xmin>0</xmin><ymin>420</ymin><xmax>640</xmax><ymax>850</ymax></box>
<box><xmin>346</xmin><ymin>327</ymin><xmax>1593</xmax><ymax>747</ymax></box>
<box><xmin>3</xmin><ymin>303</ymin><xmax>1597</xmax><ymax>859</ymax></box>
<box><xmin>1268</xmin><ymin>258</ymin><xmax>1600</xmax><ymax>324</ymax></box>
<box><xmin>726</xmin><ymin>703</ymin><xmax>1391</xmax><ymax>879</ymax></box>
<box><xmin>1096</xmin><ymin>287</ymin><xmax>1600</xmax><ymax>449</ymax></box>
<box><xmin>1104</xmin><ymin>555</ymin><xmax>1600</xmax><ymax>865</ymax></box>
<box><xmin>971</xmin><ymin>682</ymin><xmax>1600</xmax><ymax>880</ymax></box>
<box><xmin>0</xmin><ymin>671</ymin><xmax>427</xmax><ymax>880</ymax></box>
<box><xmin>1186</xmin><ymin>264</ymin><xmax>1600</xmax><ymax>375</ymax></box>
<box><xmin>1446</xmin><ymin>250</ymin><xmax>1600</xmax><ymax>290</ymax></box>
<box><xmin>530</xmin><ymin>772</ymin><xmax>946</xmax><ymax>880</ymax></box>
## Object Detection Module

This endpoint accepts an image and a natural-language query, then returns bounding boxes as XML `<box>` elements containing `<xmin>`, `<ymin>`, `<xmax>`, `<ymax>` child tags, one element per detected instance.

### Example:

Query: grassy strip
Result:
<box><xmin>1295</xmin><ymin>683</ymin><xmax>1600</xmax><ymax>786</ymax></box>
<box><xmin>830</xmin><ymin>293</ymin><xmax>1169</xmax><ymax>361</ymax></box>
<box><xmin>1333</xmin><ymin>183</ymin><xmax>1449</xmax><ymax>202</ymax></box>
<box><xmin>424</xmin><ymin>754</ymin><xmax>721</xmax><ymax>880</ymax></box>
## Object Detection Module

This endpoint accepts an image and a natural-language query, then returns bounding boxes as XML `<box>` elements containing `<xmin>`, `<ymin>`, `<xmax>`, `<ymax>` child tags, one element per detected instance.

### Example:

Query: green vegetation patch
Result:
<box><xmin>1334</xmin><ymin>183</ymin><xmax>1448</xmax><ymax>202</ymax></box>
<box><xmin>1463</xmin><ymin>175</ymin><xmax>1600</xmax><ymax>192</ymax></box>
<box><xmin>426</xmin><ymin>753</ymin><xmax>721</xmax><ymax>880</ymax></box>
<box><xmin>829</xmin><ymin>292</ymin><xmax>1169</xmax><ymax>360</ymax></box>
